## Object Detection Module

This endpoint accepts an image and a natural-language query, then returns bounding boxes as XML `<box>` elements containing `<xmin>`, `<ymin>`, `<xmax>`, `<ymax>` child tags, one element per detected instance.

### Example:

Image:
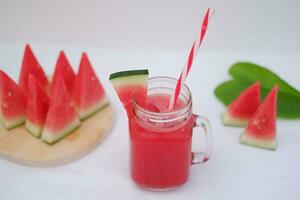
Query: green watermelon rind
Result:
<box><xmin>240</xmin><ymin>131</ymin><xmax>276</xmax><ymax>150</ymax></box>
<box><xmin>110</xmin><ymin>75</ymin><xmax>148</xmax><ymax>89</ymax></box>
<box><xmin>41</xmin><ymin>118</ymin><xmax>81</xmax><ymax>144</ymax></box>
<box><xmin>110</xmin><ymin>75</ymin><xmax>148</xmax><ymax>88</ymax></box>
<box><xmin>0</xmin><ymin>115</ymin><xmax>25</xmax><ymax>130</ymax></box>
<box><xmin>78</xmin><ymin>97</ymin><xmax>109</xmax><ymax>120</ymax></box>
<box><xmin>109</xmin><ymin>70</ymin><xmax>148</xmax><ymax>88</ymax></box>
<box><xmin>109</xmin><ymin>69</ymin><xmax>148</xmax><ymax>80</ymax></box>
<box><xmin>221</xmin><ymin>111</ymin><xmax>248</xmax><ymax>127</ymax></box>
<box><xmin>25</xmin><ymin>119</ymin><xmax>43</xmax><ymax>138</ymax></box>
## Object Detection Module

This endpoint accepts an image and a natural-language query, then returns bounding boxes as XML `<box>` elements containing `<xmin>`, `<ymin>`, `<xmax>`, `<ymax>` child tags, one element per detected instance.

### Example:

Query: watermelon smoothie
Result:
<box><xmin>129</xmin><ymin>77</ymin><xmax>212</xmax><ymax>189</ymax></box>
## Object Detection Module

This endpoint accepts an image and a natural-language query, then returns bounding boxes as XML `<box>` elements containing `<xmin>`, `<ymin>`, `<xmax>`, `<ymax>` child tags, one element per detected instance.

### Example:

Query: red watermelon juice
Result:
<box><xmin>129</xmin><ymin>77</ymin><xmax>212</xmax><ymax>190</ymax></box>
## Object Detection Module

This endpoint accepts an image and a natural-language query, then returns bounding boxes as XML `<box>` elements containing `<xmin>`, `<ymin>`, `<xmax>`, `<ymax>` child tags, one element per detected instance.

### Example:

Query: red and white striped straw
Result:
<box><xmin>168</xmin><ymin>8</ymin><xmax>215</xmax><ymax>110</ymax></box>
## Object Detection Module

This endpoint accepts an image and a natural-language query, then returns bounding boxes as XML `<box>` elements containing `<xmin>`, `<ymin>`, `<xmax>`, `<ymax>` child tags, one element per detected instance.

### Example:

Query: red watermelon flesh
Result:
<box><xmin>72</xmin><ymin>53</ymin><xmax>108</xmax><ymax>120</ymax></box>
<box><xmin>25</xmin><ymin>74</ymin><xmax>50</xmax><ymax>137</ymax></box>
<box><xmin>240</xmin><ymin>85</ymin><xmax>278</xmax><ymax>150</ymax></box>
<box><xmin>19</xmin><ymin>44</ymin><xmax>49</xmax><ymax>92</ymax></box>
<box><xmin>50</xmin><ymin>51</ymin><xmax>76</xmax><ymax>95</ymax></box>
<box><xmin>41</xmin><ymin>76</ymin><xmax>80</xmax><ymax>144</ymax></box>
<box><xmin>114</xmin><ymin>85</ymin><xmax>147</xmax><ymax>113</ymax></box>
<box><xmin>109</xmin><ymin>70</ymin><xmax>149</xmax><ymax>116</ymax></box>
<box><xmin>222</xmin><ymin>81</ymin><xmax>260</xmax><ymax>127</ymax></box>
<box><xmin>0</xmin><ymin>70</ymin><xmax>27</xmax><ymax>129</ymax></box>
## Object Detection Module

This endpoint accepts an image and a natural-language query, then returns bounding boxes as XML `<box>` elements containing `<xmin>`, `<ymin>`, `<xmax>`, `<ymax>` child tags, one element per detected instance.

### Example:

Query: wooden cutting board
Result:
<box><xmin>0</xmin><ymin>104</ymin><xmax>113</xmax><ymax>167</ymax></box>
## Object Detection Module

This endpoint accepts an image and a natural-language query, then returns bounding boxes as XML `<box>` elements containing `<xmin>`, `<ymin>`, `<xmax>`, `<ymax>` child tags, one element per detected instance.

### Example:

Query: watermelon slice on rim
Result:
<box><xmin>72</xmin><ymin>53</ymin><xmax>109</xmax><ymax>120</ymax></box>
<box><xmin>25</xmin><ymin>74</ymin><xmax>50</xmax><ymax>137</ymax></box>
<box><xmin>41</xmin><ymin>76</ymin><xmax>80</xmax><ymax>144</ymax></box>
<box><xmin>222</xmin><ymin>82</ymin><xmax>260</xmax><ymax>127</ymax></box>
<box><xmin>240</xmin><ymin>85</ymin><xmax>278</xmax><ymax>150</ymax></box>
<box><xmin>19</xmin><ymin>44</ymin><xmax>49</xmax><ymax>93</ymax></box>
<box><xmin>49</xmin><ymin>51</ymin><xmax>76</xmax><ymax>95</ymax></box>
<box><xmin>109</xmin><ymin>70</ymin><xmax>148</xmax><ymax>115</ymax></box>
<box><xmin>0</xmin><ymin>70</ymin><xmax>27</xmax><ymax>130</ymax></box>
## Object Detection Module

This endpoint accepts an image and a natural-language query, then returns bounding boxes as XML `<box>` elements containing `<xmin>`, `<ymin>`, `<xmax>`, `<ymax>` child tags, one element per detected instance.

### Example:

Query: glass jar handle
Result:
<box><xmin>191</xmin><ymin>115</ymin><xmax>213</xmax><ymax>165</ymax></box>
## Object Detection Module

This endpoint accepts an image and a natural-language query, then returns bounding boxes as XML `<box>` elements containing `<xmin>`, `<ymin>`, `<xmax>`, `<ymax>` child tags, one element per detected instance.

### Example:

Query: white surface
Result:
<box><xmin>0</xmin><ymin>0</ymin><xmax>299</xmax><ymax>53</ymax></box>
<box><xmin>0</xmin><ymin>0</ymin><xmax>300</xmax><ymax>200</ymax></box>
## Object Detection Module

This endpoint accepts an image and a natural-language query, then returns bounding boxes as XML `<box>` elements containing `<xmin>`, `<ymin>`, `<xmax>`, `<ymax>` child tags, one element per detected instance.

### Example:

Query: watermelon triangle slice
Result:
<box><xmin>109</xmin><ymin>70</ymin><xmax>148</xmax><ymax>115</ymax></box>
<box><xmin>49</xmin><ymin>51</ymin><xmax>76</xmax><ymax>95</ymax></box>
<box><xmin>25</xmin><ymin>74</ymin><xmax>50</xmax><ymax>137</ymax></box>
<box><xmin>240</xmin><ymin>85</ymin><xmax>278</xmax><ymax>150</ymax></box>
<box><xmin>19</xmin><ymin>44</ymin><xmax>49</xmax><ymax>93</ymax></box>
<box><xmin>72</xmin><ymin>53</ymin><xmax>108</xmax><ymax>120</ymax></box>
<box><xmin>41</xmin><ymin>76</ymin><xmax>80</xmax><ymax>144</ymax></box>
<box><xmin>0</xmin><ymin>70</ymin><xmax>27</xmax><ymax>129</ymax></box>
<box><xmin>222</xmin><ymin>82</ymin><xmax>260</xmax><ymax>127</ymax></box>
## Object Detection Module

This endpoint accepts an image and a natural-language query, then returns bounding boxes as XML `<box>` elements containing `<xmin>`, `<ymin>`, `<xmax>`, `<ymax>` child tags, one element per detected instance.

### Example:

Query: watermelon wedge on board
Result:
<box><xmin>19</xmin><ymin>44</ymin><xmax>49</xmax><ymax>92</ymax></box>
<box><xmin>0</xmin><ymin>70</ymin><xmax>27</xmax><ymax>130</ymax></box>
<box><xmin>72</xmin><ymin>53</ymin><xmax>108</xmax><ymax>120</ymax></box>
<box><xmin>222</xmin><ymin>82</ymin><xmax>260</xmax><ymax>127</ymax></box>
<box><xmin>25</xmin><ymin>74</ymin><xmax>50</xmax><ymax>138</ymax></box>
<box><xmin>240</xmin><ymin>85</ymin><xmax>278</xmax><ymax>150</ymax></box>
<box><xmin>49</xmin><ymin>51</ymin><xmax>76</xmax><ymax>95</ymax></box>
<box><xmin>41</xmin><ymin>76</ymin><xmax>80</xmax><ymax>144</ymax></box>
<box><xmin>109</xmin><ymin>70</ymin><xmax>148</xmax><ymax>115</ymax></box>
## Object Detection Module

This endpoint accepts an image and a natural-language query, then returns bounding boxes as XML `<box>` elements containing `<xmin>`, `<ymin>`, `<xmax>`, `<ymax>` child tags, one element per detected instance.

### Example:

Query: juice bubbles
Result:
<box><xmin>129</xmin><ymin>94</ymin><xmax>195</xmax><ymax>189</ymax></box>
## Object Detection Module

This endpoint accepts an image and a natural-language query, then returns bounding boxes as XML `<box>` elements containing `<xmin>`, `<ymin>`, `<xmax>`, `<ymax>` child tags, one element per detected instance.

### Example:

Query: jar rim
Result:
<box><xmin>132</xmin><ymin>76</ymin><xmax>192</xmax><ymax>123</ymax></box>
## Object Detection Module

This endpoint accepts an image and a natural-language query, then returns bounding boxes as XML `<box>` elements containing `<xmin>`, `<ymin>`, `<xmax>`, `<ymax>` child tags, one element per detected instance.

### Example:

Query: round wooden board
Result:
<box><xmin>0</xmin><ymin>104</ymin><xmax>113</xmax><ymax>167</ymax></box>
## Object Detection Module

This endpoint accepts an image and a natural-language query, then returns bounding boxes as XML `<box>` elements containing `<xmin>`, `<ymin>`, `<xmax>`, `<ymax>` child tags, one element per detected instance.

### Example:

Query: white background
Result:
<box><xmin>0</xmin><ymin>0</ymin><xmax>300</xmax><ymax>200</ymax></box>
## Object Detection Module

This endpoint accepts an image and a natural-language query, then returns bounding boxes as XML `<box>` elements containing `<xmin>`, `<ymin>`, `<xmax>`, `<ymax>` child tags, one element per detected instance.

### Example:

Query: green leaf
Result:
<box><xmin>215</xmin><ymin>79</ymin><xmax>300</xmax><ymax>119</ymax></box>
<box><xmin>214</xmin><ymin>79</ymin><xmax>252</xmax><ymax>105</ymax></box>
<box><xmin>229</xmin><ymin>62</ymin><xmax>300</xmax><ymax>98</ymax></box>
